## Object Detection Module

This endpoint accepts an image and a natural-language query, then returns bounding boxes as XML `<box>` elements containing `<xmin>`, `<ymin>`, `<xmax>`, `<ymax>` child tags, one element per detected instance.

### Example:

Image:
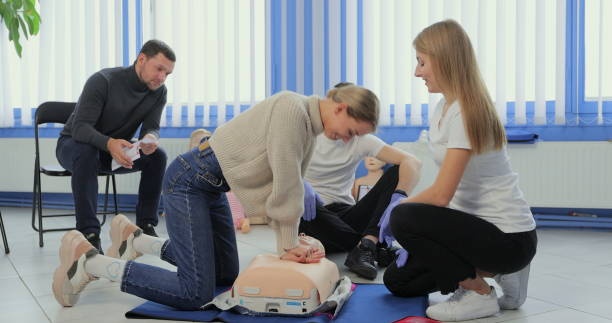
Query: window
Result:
<box><xmin>0</xmin><ymin>0</ymin><xmax>124</xmax><ymax>127</ymax></box>
<box><xmin>582</xmin><ymin>0</ymin><xmax>612</xmax><ymax>124</ymax></box>
<box><xmin>145</xmin><ymin>0</ymin><xmax>266</xmax><ymax>127</ymax></box>
<box><xmin>270</xmin><ymin>0</ymin><xmax>563</xmax><ymax>126</ymax></box>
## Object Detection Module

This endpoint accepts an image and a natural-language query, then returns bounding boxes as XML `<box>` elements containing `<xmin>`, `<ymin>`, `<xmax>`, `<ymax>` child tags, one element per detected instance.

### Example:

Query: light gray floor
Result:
<box><xmin>2</xmin><ymin>206</ymin><xmax>612</xmax><ymax>323</ymax></box>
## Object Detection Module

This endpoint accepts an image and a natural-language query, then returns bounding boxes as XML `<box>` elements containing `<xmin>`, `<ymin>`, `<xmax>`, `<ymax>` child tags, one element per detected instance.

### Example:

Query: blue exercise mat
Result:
<box><xmin>126</xmin><ymin>284</ymin><xmax>428</xmax><ymax>323</ymax></box>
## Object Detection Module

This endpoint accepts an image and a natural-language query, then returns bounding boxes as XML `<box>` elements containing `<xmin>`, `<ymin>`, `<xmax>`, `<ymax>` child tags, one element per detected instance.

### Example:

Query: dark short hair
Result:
<box><xmin>139</xmin><ymin>39</ymin><xmax>176</xmax><ymax>62</ymax></box>
<box><xmin>334</xmin><ymin>82</ymin><xmax>354</xmax><ymax>88</ymax></box>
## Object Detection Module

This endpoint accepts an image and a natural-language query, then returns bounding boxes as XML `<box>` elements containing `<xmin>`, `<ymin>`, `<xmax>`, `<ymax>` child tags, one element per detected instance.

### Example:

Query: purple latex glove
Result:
<box><xmin>395</xmin><ymin>248</ymin><xmax>409</xmax><ymax>268</ymax></box>
<box><xmin>378</xmin><ymin>192</ymin><xmax>406</xmax><ymax>247</ymax></box>
<box><xmin>301</xmin><ymin>181</ymin><xmax>322</xmax><ymax>221</ymax></box>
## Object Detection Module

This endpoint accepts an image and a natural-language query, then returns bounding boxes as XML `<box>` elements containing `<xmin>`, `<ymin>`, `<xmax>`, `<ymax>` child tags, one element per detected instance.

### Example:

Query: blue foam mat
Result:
<box><xmin>126</xmin><ymin>284</ymin><xmax>428</xmax><ymax>322</ymax></box>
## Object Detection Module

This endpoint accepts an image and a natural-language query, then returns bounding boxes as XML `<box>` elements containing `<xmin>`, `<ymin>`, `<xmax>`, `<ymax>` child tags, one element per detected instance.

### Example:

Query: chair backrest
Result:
<box><xmin>35</xmin><ymin>102</ymin><xmax>77</xmax><ymax>126</ymax></box>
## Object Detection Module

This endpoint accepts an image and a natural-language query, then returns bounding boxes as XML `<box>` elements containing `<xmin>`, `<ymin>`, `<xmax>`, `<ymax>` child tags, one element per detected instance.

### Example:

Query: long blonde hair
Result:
<box><xmin>413</xmin><ymin>20</ymin><xmax>505</xmax><ymax>154</ymax></box>
<box><xmin>326</xmin><ymin>83</ymin><xmax>380</xmax><ymax>131</ymax></box>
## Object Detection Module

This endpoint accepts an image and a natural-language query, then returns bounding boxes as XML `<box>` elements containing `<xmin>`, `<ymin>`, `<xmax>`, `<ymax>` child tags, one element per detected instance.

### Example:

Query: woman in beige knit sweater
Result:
<box><xmin>53</xmin><ymin>85</ymin><xmax>380</xmax><ymax>310</ymax></box>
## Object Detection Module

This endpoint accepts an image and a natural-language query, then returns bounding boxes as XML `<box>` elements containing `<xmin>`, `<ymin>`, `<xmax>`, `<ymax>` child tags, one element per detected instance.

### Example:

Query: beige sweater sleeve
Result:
<box><xmin>265</xmin><ymin>103</ymin><xmax>310</xmax><ymax>252</ymax></box>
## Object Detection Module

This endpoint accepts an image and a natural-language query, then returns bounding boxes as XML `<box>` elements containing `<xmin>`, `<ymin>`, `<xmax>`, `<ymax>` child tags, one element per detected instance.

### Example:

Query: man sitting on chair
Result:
<box><xmin>56</xmin><ymin>39</ymin><xmax>175</xmax><ymax>251</ymax></box>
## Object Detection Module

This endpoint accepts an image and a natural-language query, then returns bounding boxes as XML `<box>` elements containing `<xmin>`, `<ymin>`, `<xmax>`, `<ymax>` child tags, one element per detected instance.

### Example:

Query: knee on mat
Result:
<box><xmin>174</xmin><ymin>288</ymin><xmax>215</xmax><ymax>310</ymax></box>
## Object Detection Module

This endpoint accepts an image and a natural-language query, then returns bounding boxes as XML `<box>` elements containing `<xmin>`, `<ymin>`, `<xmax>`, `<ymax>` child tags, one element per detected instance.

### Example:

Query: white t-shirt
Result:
<box><xmin>305</xmin><ymin>134</ymin><xmax>386</xmax><ymax>205</ymax></box>
<box><xmin>428</xmin><ymin>99</ymin><xmax>535</xmax><ymax>233</ymax></box>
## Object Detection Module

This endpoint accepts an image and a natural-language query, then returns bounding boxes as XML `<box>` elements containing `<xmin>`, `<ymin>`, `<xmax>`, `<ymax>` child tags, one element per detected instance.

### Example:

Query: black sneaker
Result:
<box><xmin>84</xmin><ymin>232</ymin><xmax>104</xmax><ymax>255</ymax></box>
<box><xmin>344</xmin><ymin>238</ymin><xmax>377</xmax><ymax>280</ymax></box>
<box><xmin>376</xmin><ymin>244</ymin><xmax>400</xmax><ymax>267</ymax></box>
<box><xmin>142</xmin><ymin>223</ymin><xmax>158</xmax><ymax>237</ymax></box>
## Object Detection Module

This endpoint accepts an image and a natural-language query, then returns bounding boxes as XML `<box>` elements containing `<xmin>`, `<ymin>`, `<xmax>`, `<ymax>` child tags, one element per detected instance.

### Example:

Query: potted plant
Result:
<box><xmin>0</xmin><ymin>0</ymin><xmax>41</xmax><ymax>57</ymax></box>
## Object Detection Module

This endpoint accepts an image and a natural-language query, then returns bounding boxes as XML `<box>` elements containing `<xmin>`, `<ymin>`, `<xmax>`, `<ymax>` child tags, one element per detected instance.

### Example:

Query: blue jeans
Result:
<box><xmin>121</xmin><ymin>142</ymin><xmax>239</xmax><ymax>310</ymax></box>
<box><xmin>56</xmin><ymin>135</ymin><xmax>166</xmax><ymax>234</ymax></box>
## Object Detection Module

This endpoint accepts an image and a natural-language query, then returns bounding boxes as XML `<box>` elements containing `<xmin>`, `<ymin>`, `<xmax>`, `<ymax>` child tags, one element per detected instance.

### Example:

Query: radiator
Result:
<box><xmin>394</xmin><ymin>140</ymin><xmax>612</xmax><ymax>209</ymax></box>
<box><xmin>1</xmin><ymin>138</ymin><xmax>611</xmax><ymax>209</ymax></box>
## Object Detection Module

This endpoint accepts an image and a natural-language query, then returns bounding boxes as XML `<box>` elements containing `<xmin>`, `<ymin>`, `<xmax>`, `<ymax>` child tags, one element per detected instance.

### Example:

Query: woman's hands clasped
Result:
<box><xmin>280</xmin><ymin>234</ymin><xmax>326</xmax><ymax>263</ymax></box>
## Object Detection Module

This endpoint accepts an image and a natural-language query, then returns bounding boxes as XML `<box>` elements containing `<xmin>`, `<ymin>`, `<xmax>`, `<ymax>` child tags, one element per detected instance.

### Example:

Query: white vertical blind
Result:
<box><xmin>295</xmin><ymin>0</ymin><xmax>304</xmax><ymax>94</ymax></box>
<box><xmin>555</xmin><ymin>0</ymin><xmax>566</xmax><ymax>125</ymax></box>
<box><xmin>585</xmin><ymin>0</ymin><xmax>611</xmax><ymax>124</ymax></box>
<box><xmin>345</xmin><ymin>0</ymin><xmax>358</xmax><ymax>84</ymax></box>
<box><xmin>312</xmin><ymin>0</ymin><xmax>325</xmax><ymax>96</ymax></box>
<box><xmin>273</xmin><ymin>0</ymin><xmax>563</xmax><ymax>127</ymax></box>
<box><xmin>393</xmin><ymin>0</ymin><xmax>409</xmax><ymax>126</ymax></box>
<box><xmin>147</xmin><ymin>0</ymin><xmax>266</xmax><ymax>127</ymax></box>
<box><xmin>0</xmin><ymin>0</ymin><xmax>125</xmax><ymax>128</ymax></box>
<box><xmin>328</xmin><ymin>0</ymin><xmax>341</xmax><ymax>90</ymax></box>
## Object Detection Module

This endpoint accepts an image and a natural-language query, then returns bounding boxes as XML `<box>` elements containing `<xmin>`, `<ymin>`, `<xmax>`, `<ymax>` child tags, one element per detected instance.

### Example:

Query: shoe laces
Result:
<box><xmin>358</xmin><ymin>245</ymin><xmax>375</xmax><ymax>265</ymax></box>
<box><xmin>75</xmin><ymin>275</ymin><xmax>95</xmax><ymax>293</ymax></box>
<box><xmin>447</xmin><ymin>287</ymin><xmax>468</xmax><ymax>303</ymax></box>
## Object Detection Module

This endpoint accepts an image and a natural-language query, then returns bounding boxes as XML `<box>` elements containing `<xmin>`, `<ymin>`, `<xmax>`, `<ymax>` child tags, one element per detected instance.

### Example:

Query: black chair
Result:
<box><xmin>0</xmin><ymin>210</ymin><xmax>8</xmax><ymax>254</ymax></box>
<box><xmin>32</xmin><ymin>102</ymin><xmax>118</xmax><ymax>247</ymax></box>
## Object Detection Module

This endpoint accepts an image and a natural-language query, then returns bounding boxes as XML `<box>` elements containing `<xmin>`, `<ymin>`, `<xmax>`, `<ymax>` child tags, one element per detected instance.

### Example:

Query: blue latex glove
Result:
<box><xmin>301</xmin><ymin>181</ymin><xmax>322</xmax><ymax>221</ymax></box>
<box><xmin>395</xmin><ymin>248</ymin><xmax>409</xmax><ymax>268</ymax></box>
<box><xmin>378</xmin><ymin>192</ymin><xmax>406</xmax><ymax>247</ymax></box>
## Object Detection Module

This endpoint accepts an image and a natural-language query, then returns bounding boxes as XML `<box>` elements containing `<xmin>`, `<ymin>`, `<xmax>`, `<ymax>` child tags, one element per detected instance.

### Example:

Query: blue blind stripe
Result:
<box><xmin>122</xmin><ymin>0</ymin><xmax>130</xmax><ymax>67</ymax></box>
<box><xmin>135</xmin><ymin>0</ymin><xmax>142</xmax><ymax>53</ymax></box>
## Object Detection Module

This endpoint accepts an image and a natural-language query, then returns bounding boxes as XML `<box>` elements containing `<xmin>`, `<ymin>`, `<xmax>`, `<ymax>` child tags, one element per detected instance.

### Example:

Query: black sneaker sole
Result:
<box><xmin>344</xmin><ymin>259</ymin><xmax>377</xmax><ymax>280</ymax></box>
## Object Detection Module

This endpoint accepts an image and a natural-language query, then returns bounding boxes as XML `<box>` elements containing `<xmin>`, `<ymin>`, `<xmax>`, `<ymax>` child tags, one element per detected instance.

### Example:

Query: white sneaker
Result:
<box><xmin>52</xmin><ymin>230</ymin><xmax>98</xmax><ymax>306</ymax></box>
<box><xmin>106</xmin><ymin>214</ymin><xmax>143</xmax><ymax>261</ymax></box>
<box><xmin>426</xmin><ymin>286</ymin><xmax>500</xmax><ymax>321</ymax></box>
<box><xmin>495</xmin><ymin>264</ymin><xmax>530</xmax><ymax>309</ymax></box>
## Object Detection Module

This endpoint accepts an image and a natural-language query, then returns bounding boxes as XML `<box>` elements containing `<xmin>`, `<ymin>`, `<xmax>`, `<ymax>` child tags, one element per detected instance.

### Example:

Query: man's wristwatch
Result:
<box><xmin>394</xmin><ymin>189</ymin><xmax>407</xmax><ymax>196</ymax></box>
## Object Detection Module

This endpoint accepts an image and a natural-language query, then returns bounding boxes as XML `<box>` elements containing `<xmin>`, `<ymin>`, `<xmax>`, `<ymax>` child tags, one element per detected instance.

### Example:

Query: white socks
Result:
<box><xmin>133</xmin><ymin>233</ymin><xmax>166</xmax><ymax>257</ymax></box>
<box><xmin>84</xmin><ymin>231</ymin><xmax>166</xmax><ymax>282</ymax></box>
<box><xmin>85</xmin><ymin>254</ymin><xmax>126</xmax><ymax>282</ymax></box>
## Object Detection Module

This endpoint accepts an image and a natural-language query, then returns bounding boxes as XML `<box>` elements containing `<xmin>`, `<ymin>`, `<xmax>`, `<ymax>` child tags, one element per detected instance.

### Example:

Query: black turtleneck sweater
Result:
<box><xmin>61</xmin><ymin>64</ymin><xmax>167</xmax><ymax>152</ymax></box>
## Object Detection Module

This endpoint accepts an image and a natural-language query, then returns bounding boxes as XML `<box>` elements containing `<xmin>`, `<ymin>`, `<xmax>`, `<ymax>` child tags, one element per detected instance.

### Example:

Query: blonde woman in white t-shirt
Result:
<box><xmin>379</xmin><ymin>20</ymin><xmax>537</xmax><ymax>322</ymax></box>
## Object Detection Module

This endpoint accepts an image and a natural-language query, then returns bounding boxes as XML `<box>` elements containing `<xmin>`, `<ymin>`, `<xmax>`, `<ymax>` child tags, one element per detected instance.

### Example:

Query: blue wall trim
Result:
<box><xmin>4</xmin><ymin>125</ymin><xmax>611</xmax><ymax>141</ymax></box>
<box><xmin>0</xmin><ymin>192</ymin><xmax>149</xmax><ymax>213</ymax></box>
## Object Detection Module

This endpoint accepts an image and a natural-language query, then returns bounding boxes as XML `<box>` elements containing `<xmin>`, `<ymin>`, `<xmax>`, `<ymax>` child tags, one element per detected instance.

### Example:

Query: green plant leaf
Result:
<box><xmin>23</xmin><ymin>0</ymin><xmax>34</xmax><ymax>12</ymax></box>
<box><xmin>24</xmin><ymin>13</ymin><xmax>33</xmax><ymax>34</ymax></box>
<box><xmin>12</xmin><ymin>0</ymin><xmax>23</xmax><ymax>11</ymax></box>
<box><xmin>17</xmin><ymin>14</ymin><xmax>27</xmax><ymax>39</ymax></box>
<box><xmin>9</xmin><ymin>19</ymin><xmax>19</xmax><ymax>44</ymax></box>
<box><xmin>6</xmin><ymin>15</ymin><xmax>15</xmax><ymax>41</ymax></box>
<box><xmin>0</xmin><ymin>3</ymin><xmax>6</xmax><ymax>21</ymax></box>
<box><xmin>13</xmin><ymin>37</ymin><xmax>22</xmax><ymax>57</ymax></box>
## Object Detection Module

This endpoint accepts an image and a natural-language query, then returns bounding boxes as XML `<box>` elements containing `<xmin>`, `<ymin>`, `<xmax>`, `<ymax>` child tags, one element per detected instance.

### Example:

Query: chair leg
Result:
<box><xmin>31</xmin><ymin>166</ymin><xmax>38</xmax><ymax>232</ymax></box>
<box><xmin>112</xmin><ymin>174</ymin><xmax>118</xmax><ymax>215</ymax></box>
<box><xmin>100</xmin><ymin>175</ymin><xmax>110</xmax><ymax>226</ymax></box>
<box><xmin>0</xmin><ymin>210</ymin><xmax>9</xmax><ymax>254</ymax></box>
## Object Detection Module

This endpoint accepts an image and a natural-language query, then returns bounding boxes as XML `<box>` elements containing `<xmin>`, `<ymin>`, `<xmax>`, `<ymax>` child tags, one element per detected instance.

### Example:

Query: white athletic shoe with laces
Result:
<box><xmin>426</xmin><ymin>286</ymin><xmax>500</xmax><ymax>321</ymax></box>
<box><xmin>495</xmin><ymin>264</ymin><xmax>531</xmax><ymax>309</ymax></box>
<box><xmin>52</xmin><ymin>230</ymin><xmax>99</xmax><ymax>307</ymax></box>
<box><xmin>106</xmin><ymin>214</ymin><xmax>143</xmax><ymax>261</ymax></box>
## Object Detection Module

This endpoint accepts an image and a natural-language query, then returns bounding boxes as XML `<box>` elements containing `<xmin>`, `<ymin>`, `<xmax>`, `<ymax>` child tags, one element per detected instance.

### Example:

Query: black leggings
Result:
<box><xmin>383</xmin><ymin>203</ymin><xmax>537</xmax><ymax>296</ymax></box>
<box><xmin>299</xmin><ymin>166</ymin><xmax>400</xmax><ymax>253</ymax></box>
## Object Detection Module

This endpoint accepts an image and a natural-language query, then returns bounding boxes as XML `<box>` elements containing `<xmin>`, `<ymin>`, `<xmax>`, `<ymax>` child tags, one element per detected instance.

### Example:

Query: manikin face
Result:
<box><xmin>136</xmin><ymin>53</ymin><xmax>175</xmax><ymax>90</ymax></box>
<box><xmin>364</xmin><ymin>156</ymin><xmax>385</xmax><ymax>171</ymax></box>
<box><xmin>414</xmin><ymin>51</ymin><xmax>442</xmax><ymax>93</ymax></box>
<box><xmin>323</xmin><ymin>103</ymin><xmax>374</xmax><ymax>143</ymax></box>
